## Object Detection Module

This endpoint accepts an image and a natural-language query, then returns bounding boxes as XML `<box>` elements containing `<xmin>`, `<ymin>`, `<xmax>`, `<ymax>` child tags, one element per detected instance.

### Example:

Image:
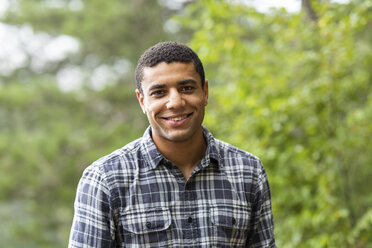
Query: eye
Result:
<box><xmin>150</xmin><ymin>90</ymin><xmax>166</xmax><ymax>97</ymax></box>
<box><xmin>180</xmin><ymin>85</ymin><xmax>195</xmax><ymax>92</ymax></box>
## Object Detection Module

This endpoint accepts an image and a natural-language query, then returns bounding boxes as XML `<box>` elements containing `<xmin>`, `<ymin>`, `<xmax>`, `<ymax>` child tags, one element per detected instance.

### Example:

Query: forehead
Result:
<box><xmin>141</xmin><ymin>62</ymin><xmax>201</xmax><ymax>90</ymax></box>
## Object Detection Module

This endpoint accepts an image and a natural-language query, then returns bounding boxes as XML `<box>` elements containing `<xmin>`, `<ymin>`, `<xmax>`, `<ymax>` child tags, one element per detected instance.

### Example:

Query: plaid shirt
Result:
<box><xmin>69</xmin><ymin>126</ymin><xmax>276</xmax><ymax>248</ymax></box>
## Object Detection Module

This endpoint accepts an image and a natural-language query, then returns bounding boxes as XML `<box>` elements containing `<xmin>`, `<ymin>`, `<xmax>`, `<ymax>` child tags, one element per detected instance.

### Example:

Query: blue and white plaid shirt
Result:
<box><xmin>69</xmin><ymin>126</ymin><xmax>276</xmax><ymax>247</ymax></box>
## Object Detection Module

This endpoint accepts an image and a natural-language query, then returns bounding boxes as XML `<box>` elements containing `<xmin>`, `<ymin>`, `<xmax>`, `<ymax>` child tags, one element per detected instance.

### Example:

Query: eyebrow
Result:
<box><xmin>148</xmin><ymin>84</ymin><xmax>166</xmax><ymax>92</ymax></box>
<box><xmin>178</xmin><ymin>79</ymin><xmax>198</xmax><ymax>86</ymax></box>
<box><xmin>147</xmin><ymin>79</ymin><xmax>198</xmax><ymax>92</ymax></box>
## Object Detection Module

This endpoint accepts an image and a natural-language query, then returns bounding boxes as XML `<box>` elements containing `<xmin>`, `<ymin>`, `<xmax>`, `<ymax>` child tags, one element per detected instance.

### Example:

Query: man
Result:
<box><xmin>69</xmin><ymin>41</ymin><xmax>276</xmax><ymax>247</ymax></box>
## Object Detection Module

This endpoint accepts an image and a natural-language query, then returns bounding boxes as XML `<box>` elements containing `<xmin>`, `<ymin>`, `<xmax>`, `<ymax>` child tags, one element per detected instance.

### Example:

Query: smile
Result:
<box><xmin>163</xmin><ymin>113</ymin><xmax>192</xmax><ymax>122</ymax></box>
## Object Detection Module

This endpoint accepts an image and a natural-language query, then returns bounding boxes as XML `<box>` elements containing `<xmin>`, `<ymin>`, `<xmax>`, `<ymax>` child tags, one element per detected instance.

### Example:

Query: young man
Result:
<box><xmin>69</xmin><ymin>41</ymin><xmax>276</xmax><ymax>247</ymax></box>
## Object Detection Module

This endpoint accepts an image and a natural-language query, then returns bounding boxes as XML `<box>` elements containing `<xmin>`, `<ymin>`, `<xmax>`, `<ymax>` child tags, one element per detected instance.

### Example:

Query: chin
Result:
<box><xmin>164</xmin><ymin>133</ymin><xmax>193</xmax><ymax>143</ymax></box>
<box><xmin>161</xmin><ymin>129</ymin><xmax>197</xmax><ymax>143</ymax></box>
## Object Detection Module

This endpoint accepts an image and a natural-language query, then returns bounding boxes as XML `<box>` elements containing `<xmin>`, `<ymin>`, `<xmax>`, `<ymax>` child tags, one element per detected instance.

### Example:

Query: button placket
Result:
<box><xmin>182</xmin><ymin>178</ymin><xmax>199</xmax><ymax>242</ymax></box>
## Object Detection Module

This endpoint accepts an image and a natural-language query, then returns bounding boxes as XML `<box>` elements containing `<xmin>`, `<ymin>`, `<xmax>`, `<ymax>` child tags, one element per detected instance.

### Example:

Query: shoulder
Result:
<box><xmin>211</xmin><ymin>137</ymin><xmax>270</xmax><ymax>203</ymax></box>
<box><xmin>213</xmin><ymin>138</ymin><xmax>267</xmax><ymax>184</ymax></box>
<box><xmin>81</xmin><ymin>137</ymin><xmax>143</xmax><ymax>184</ymax></box>
<box><xmin>203</xmin><ymin>126</ymin><xmax>264</xmax><ymax>177</ymax></box>
<box><xmin>214</xmin><ymin>138</ymin><xmax>263</xmax><ymax>169</ymax></box>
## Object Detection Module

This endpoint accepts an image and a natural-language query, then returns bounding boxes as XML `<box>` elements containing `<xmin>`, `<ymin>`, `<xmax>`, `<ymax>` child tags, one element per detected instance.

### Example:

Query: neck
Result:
<box><xmin>152</xmin><ymin>127</ymin><xmax>207</xmax><ymax>179</ymax></box>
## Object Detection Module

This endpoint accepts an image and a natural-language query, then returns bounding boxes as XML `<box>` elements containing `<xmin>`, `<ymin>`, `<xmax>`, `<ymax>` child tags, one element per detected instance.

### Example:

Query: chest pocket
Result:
<box><xmin>211</xmin><ymin>204</ymin><xmax>250</xmax><ymax>246</ymax></box>
<box><xmin>119</xmin><ymin>207</ymin><xmax>172</xmax><ymax>246</ymax></box>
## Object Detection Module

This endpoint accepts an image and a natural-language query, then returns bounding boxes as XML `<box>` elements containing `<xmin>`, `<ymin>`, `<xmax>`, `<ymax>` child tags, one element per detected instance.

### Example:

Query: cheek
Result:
<box><xmin>145</xmin><ymin>101</ymin><xmax>163</xmax><ymax>117</ymax></box>
<box><xmin>193</xmin><ymin>96</ymin><xmax>207</xmax><ymax>108</ymax></box>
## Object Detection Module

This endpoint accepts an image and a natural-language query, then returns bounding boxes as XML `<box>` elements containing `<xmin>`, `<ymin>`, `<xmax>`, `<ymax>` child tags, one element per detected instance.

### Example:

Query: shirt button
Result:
<box><xmin>232</xmin><ymin>217</ymin><xmax>236</xmax><ymax>225</ymax></box>
<box><xmin>187</xmin><ymin>216</ymin><xmax>193</xmax><ymax>223</ymax></box>
<box><xmin>146</xmin><ymin>221</ymin><xmax>152</xmax><ymax>228</ymax></box>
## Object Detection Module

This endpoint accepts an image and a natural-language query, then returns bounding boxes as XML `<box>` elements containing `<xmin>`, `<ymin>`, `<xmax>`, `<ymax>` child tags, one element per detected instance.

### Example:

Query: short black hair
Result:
<box><xmin>135</xmin><ymin>41</ymin><xmax>205</xmax><ymax>94</ymax></box>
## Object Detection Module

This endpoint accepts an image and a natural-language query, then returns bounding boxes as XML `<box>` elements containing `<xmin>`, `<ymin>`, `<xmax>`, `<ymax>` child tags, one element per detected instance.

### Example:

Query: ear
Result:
<box><xmin>135</xmin><ymin>89</ymin><xmax>146</xmax><ymax>114</ymax></box>
<box><xmin>203</xmin><ymin>80</ymin><xmax>209</xmax><ymax>106</ymax></box>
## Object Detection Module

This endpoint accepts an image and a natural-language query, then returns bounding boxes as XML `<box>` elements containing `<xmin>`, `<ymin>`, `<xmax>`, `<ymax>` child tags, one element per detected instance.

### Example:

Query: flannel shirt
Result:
<box><xmin>68</xmin><ymin>126</ymin><xmax>276</xmax><ymax>247</ymax></box>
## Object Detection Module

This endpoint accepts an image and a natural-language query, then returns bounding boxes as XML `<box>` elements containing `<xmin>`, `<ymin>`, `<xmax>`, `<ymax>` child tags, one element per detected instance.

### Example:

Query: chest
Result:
<box><xmin>112</xmin><ymin>164</ymin><xmax>254</xmax><ymax>247</ymax></box>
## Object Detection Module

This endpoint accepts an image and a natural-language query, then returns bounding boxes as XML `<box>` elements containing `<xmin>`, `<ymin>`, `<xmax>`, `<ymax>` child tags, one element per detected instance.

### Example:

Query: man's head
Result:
<box><xmin>135</xmin><ymin>41</ymin><xmax>208</xmax><ymax>145</ymax></box>
<box><xmin>135</xmin><ymin>41</ymin><xmax>205</xmax><ymax>94</ymax></box>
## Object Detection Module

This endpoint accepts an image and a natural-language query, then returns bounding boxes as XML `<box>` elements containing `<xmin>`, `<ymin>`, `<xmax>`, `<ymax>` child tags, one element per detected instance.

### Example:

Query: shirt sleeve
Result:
<box><xmin>68</xmin><ymin>165</ymin><xmax>116</xmax><ymax>248</ymax></box>
<box><xmin>247</xmin><ymin>163</ymin><xmax>277</xmax><ymax>248</ymax></box>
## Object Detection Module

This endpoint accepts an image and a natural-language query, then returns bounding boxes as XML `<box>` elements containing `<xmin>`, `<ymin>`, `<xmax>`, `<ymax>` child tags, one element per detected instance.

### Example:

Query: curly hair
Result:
<box><xmin>135</xmin><ymin>41</ymin><xmax>205</xmax><ymax>94</ymax></box>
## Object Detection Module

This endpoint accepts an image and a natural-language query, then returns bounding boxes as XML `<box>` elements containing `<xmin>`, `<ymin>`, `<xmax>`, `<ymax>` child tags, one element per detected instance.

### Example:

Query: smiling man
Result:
<box><xmin>69</xmin><ymin>41</ymin><xmax>276</xmax><ymax>247</ymax></box>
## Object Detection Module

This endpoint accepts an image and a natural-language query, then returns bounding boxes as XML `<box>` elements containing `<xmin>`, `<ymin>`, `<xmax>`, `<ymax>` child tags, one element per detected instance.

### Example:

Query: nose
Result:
<box><xmin>166</xmin><ymin>90</ymin><xmax>184</xmax><ymax>109</ymax></box>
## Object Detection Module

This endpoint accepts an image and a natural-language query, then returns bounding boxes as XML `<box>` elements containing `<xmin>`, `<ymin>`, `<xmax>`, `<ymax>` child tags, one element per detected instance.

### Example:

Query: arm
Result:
<box><xmin>247</xmin><ymin>164</ymin><xmax>276</xmax><ymax>248</ymax></box>
<box><xmin>68</xmin><ymin>165</ymin><xmax>116</xmax><ymax>248</ymax></box>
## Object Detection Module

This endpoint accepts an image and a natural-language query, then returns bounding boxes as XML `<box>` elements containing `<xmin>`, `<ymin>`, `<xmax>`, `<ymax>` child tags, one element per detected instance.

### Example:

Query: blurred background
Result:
<box><xmin>0</xmin><ymin>0</ymin><xmax>371</xmax><ymax>247</ymax></box>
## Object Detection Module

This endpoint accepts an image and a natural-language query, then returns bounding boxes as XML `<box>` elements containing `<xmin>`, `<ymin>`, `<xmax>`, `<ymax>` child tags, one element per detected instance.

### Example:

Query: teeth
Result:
<box><xmin>169</xmin><ymin>115</ymin><xmax>188</xmax><ymax>121</ymax></box>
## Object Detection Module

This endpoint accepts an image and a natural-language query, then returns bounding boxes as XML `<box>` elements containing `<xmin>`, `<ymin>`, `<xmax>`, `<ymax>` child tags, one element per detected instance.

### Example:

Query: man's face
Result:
<box><xmin>136</xmin><ymin>62</ymin><xmax>208</xmax><ymax>144</ymax></box>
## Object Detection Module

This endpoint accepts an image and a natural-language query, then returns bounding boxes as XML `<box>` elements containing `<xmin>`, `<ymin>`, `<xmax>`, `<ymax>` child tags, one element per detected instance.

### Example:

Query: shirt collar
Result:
<box><xmin>140</xmin><ymin>126</ymin><xmax>164</xmax><ymax>171</ymax></box>
<box><xmin>140</xmin><ymin>126</ymin><xmax>221</xmax><ymax>171</ymax></box>
<box><xmin>202</xmin><ymin>126</ymin><xmax>221</xmax><ymax>168</ymax></box>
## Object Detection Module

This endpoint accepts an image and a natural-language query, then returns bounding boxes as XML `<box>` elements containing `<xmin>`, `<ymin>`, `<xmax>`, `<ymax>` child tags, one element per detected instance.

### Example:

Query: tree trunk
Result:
<box><xmin>302</xmin><ymin>0</ymin><xmax>318</xmax><ymax>22</ymax></box>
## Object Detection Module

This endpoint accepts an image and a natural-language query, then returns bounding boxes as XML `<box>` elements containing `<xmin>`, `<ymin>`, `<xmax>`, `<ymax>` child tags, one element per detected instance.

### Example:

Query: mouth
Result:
<box><xmin>162</xmin><ymin>113</ymin><xmax>193</xmax><ymax>122</ymax></box>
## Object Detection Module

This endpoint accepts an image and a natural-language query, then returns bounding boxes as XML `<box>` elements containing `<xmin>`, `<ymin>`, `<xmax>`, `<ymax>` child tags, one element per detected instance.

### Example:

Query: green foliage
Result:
<box><xmin>1</xmin><ymin>0</ymin><xmax>372</xmax><ymax>247</ymax></box>
<box><xmin>4</xmin><ymin>0</ymin><xmax>172</xmax><ymax>62</ymax></box>
<box><xmin>0</xmin><ymin>80</ymin><xmax>146</xmax><ymax>247</ymax></box>
<box><xmin>178</xmin><ymin>0</ymin><xmax>372</xmax><ymax>247</ymax></box>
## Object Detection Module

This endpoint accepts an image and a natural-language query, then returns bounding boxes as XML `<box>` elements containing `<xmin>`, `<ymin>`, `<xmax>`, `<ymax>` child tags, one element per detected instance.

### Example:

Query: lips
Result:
<box><xmin>162</xmin><ymin>113</ymin><xmax>192</xmax><ymax>122</ymax></box>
